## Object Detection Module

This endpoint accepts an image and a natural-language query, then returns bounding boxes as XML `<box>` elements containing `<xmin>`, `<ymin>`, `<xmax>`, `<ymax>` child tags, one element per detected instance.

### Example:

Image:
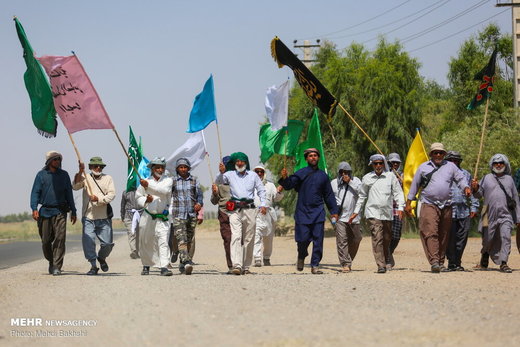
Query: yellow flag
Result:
<box><xmin>403</xmin><ymin>130</ymin><xmax>428</xmax><ymax>216</ymax></box>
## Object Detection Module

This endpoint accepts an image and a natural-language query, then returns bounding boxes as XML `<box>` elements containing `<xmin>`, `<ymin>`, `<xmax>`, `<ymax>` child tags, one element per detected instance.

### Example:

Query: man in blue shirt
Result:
<box><xmin>444</xmin><ymin>151</ymin><xmax>479</xmax><ymax>271</ymax></box>
<box><xmin>30</xmin><ymin>151</ymin><xmax>77</xmax><ymax>276</ymax></box>
<box><xmin>279</xmin><ymin>148</ymin><xmax>338</xmax><ymax>274</ymax></box>
<box><xmin>216</xmin><ymin>152</ymin><xmax>266</xmax><ymax>275</ymax></box>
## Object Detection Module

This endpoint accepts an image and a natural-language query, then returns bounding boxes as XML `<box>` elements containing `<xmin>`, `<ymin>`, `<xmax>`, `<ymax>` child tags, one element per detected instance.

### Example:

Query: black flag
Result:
<box><xmin>271</xmin><ymin>37</ymin><xmax>338</xmax><ymax>120</ymax></box>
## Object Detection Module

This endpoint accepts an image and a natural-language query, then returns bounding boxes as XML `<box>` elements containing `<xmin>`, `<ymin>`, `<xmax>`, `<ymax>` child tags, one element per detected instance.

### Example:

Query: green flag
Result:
<box><xmin>295</xmin><ymin>109</ymin><xmax>327</xmax><ymax>173</ymax></box>
<box><xmin>14</xmin><ymin>17</ymin><xmax>57</xmax><ymax>137</ymax></box>
<box><xmin>126</xmin><ymin>126</ymin><xmax>142</xmax><ymax>191</ymax></box>
<box><xmin>259</xmin><ymin>120</ymin><xmax>304</xmax><ymax>163</ymax></box>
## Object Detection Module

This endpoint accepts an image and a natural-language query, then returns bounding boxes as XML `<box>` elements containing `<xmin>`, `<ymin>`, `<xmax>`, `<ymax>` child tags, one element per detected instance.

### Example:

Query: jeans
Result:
<box><xmin>82</xmin><ymin>217</ymin><xmax>114</xmax><ymax>262</ymax></box>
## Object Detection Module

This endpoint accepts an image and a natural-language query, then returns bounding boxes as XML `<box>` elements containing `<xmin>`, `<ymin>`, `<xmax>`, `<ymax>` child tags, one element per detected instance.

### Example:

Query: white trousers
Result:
<box><xmin>229</xmin><ymin>208</ymin><xmax>257</xmax><ymax>270</ymax></box>
<box><xmin>253</xmin><ymin>212</ymin><xmax>275</xmax><ymax>261</ymax></box>
<box><xmin>139</xmin><ymin>214</ymin><xmax>170</xmax><ymax>268</ymax></box>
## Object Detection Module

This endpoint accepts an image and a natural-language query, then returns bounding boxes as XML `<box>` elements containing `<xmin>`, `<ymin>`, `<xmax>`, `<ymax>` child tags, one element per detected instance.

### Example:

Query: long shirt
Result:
<box><xmin>474</xmin><ymin>173</ymin><xmax>520</xmax><ymax>229</ymax></box>
<box><xmin>170</xmin><ymin>174</ymin><xmax>203</xmax><ymax>219</ymax></box>
<box><xmin>30</xmin><ymin>168</ymin><xmax>76</xmax><ymax>218</ymax></box>
<box><xmin>254</xmin><ymin>180</ymin><xmax>284</xmax><ymax>221</ymax></box>
<box><xmin>354</xmin><ymin>171</ymin><xmax>404</xmax><ymax>221</ymax></box>
<box><xmin>451</xmin><ymin>168</ymin><xmax>479</xmax><ymax>219</ymax></box>
<box><xmin>211</xmin><ymin>184</ymin><xmax>231</xmax><ymax>213</ymax></box>
<box><xmin>278</xmin><ymin>166</ymin><xmax>338</xmax><ymax>225</ymax></box>
<box><xmin>331</xmin><ymin>176</ymin><xmax>362</xmax><ymax>223</ymax></box>
<box><xmin>216</xmin><ymin>170</ymin><xmax>266</xmax><ymax>207</ymax></box>
<box><xmin>407</xmin><ymin>160</ymin><xmax>468</xmax><ymax>208</ymax></box>
<box><xmin>72</xmin><ymin>173</ymin><xmax>115</xmax><ymax>220</ymax></box>
<box><xmin>136</xmin><ymin>175</ymin><xmax>174</xmax><ymax>216</ymax></box>
<box><xmin>120</xmin><ymin>190</ymin><xmax>141</xmax><ymax>220</ymax></box>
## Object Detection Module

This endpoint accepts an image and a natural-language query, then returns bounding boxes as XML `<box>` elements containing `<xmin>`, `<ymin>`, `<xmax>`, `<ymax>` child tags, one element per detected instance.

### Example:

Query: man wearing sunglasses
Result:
<box><xmin>471</xmin><ymin>154</ymin><xmax>520</xmax><ymax>273</ymax></box>
<box><xmin>405</xmin><ymin>143</ymin><xmax>470</xmax><ymax>273</ymax></box>
<box><xmin>73</xmin><ymin>157</ymin><xmax>116</xmax><ymax>275</ymax></box>
<box><xmin>351</xmin><ymin>154</ymin><xmax>404</xmax><ymax>273</ymax></box>
<box><xmin>30</xmin><ymin>151</ymin><xmax>77</xmax><ymax>276</ymax></box>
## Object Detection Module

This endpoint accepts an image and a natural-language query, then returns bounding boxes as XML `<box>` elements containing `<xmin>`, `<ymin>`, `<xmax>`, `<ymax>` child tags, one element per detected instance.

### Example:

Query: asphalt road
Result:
<box><xmin>0</xmin><ymin>231</ymin><xmax>125</xmax><ymax>270</ymax></box>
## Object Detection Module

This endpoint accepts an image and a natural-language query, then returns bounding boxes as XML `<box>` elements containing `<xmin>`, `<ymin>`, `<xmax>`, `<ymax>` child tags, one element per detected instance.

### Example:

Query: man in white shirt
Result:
<box><xmin>331</xmin><ymin>162</ymin><xmax>362</xmax><ymax>273</ymax></box>
<box><xmin>252</xmin><ymin>165</ymin><xmax>284</xmax><ymax>267</ymax></box>
<box><xmin>350</xmin><ymin>154</ymin><xmax>404</xmax><ymax>273</ymax></box>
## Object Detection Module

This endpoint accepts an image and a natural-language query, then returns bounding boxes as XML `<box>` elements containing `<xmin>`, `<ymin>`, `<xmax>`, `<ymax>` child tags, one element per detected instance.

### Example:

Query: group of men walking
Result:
<box><xmin>30</xmin><ymin>141</ymin><xmax>520</xmax><ymax>276</ymax></box>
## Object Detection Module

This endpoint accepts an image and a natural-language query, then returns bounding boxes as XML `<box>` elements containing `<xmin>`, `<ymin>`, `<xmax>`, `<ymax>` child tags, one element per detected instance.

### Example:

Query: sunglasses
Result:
<box><xmin>431</xmin><ymin>151</ymin><xmax>445</xmax><ymax>155</ymax></box>
<box><xmin>91</xmin><ymin>165</ymin><xmax>104</xmax><ymax>169</ymax></box>
<box><xmin>372</xmin><ymin>162</ymin><xmax>384</xmax><ymax>166</ymax></box>
<box><xmin>52</xmin><ymin>157</ymin><xmax>62</xmax><ymax>161</ymax></box>
<box><xmin>254</xmin><ymin>170</ymin><xmax>265</xmax><ymax>174</ymax></box>
<box><xmin>493</xmin><ymin>162</ymin><xmax>505</xmax><ymax>165</ymax></box>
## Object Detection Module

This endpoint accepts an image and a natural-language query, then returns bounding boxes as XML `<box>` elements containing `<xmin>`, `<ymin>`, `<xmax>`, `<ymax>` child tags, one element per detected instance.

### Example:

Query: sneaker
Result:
<box><xmin>87</xmin><ymin>267</ymin><xmax>99</xmax><ymax>276</ymax></box>
<box><xmin>141</xmin><ymin>266</ymin><xmax>150</xmax><ymax>275</ymax></box>
<box><xmin>161</xmin><ymin>267</ymin><xmax>173</xmax><ymax>276</ymax></box>
<box><xmin>52</xmin><ymin>268</ymin><xmax>61</xmax><ymax>276</ymax></box>
<box><xmin>296</xmin><ymin>258</ymin><xmax>304</xmax><ymax>271</ymax></box>
<box><xmin>179</xmin><ymin>264</ymin><xmax>186</xmax><ymax>274</ymax></box>
<box><xmin>232</xmin><ymin>267</ymin><xmax>242</xmax><ymax>275</ymax></box>
<box><xmin>377</xmin><ymin>267</ymin><xmax>387</xmax><ymax>274</ymax></box>
<box><xmin>185</xmin><ymin>263</ymin><xmax>193</xmax><ymax>275</ymax></box>
<box><xmin>455</xmin><ymin>266</ymin><xmax>465</xmax><ymax>272</ymax></box>
<box><xmin>254</xmin><ymin>259</ymin><xmax>262</xmax><ymax>267</ymax></box>
<box><xmin>97</xmin><ymin>257</ymin><xmax>109</xmax><ymax>272</ymax></box>
<box><xmin>263</xmin><ymin>259</ymin><xmax>271</xmax><ymax>266</ymax></box>
<box><xmin>171</xmin><ymin>252</ymin><xmax>179</xmax><ymax>264</ymax></box>
<box><xmin>431</xmin><ymin>264</ymin><xmax>441</xmax><ymax>273</ymax></box>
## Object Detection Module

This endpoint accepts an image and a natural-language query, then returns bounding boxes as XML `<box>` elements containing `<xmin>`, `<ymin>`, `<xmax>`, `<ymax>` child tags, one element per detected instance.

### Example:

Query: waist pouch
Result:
<box><xmin>226</xmin><ymin>199</ymin><xmax>255</xmax><ymax>211</ymax></box>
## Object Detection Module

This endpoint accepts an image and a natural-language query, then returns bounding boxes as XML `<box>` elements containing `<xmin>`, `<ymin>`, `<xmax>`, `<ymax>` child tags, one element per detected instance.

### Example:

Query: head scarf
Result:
<box><xmin>225</xmin><ymin>152</ymin><xmax>250</xmax><ymax>172</ymax></box>
<box><xmin>45</xmin><ymin>150</ymin><xmax>62</xmax><ymax>167</ymax></box>
<box><xmin>368</xmin><ymin>154</ymin><xmax>388</xmax><ymax>172</ymax></box>
<box><xmin>147</xmin><ymin>156</ymin><xmax>166</xmax><ymax>168</ymax></box>
<box><xmin>489</xmin><ymin>154</ymin><xmax>511</xmax><ymax>175</ymax></box>
<box><xmin>337</xmin><ymin>162</ymin><xmax>352</xmax><ymax>185</ymax></box>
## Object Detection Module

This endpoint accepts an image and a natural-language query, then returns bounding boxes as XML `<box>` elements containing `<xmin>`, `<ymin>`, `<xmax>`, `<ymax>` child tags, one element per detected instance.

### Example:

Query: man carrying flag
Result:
<box><xmin>279</xmin><ymin>148</ymin><xmax>338</xmax><ymax>274</ymax></box>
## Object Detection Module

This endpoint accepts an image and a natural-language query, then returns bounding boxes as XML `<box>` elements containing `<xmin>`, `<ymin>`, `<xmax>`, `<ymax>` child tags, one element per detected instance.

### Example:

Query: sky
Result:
<box><xmin>0</xmin><ymin>0</ymin><xmax>511</xmax><ymax>215</ymax></box>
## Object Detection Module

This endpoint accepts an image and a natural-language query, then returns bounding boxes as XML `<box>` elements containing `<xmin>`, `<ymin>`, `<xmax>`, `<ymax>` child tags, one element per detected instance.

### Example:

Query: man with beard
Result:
<box><xmin>471</xmin><ymin>154</ymin><xmax>520</xmax><ymax>273</ymax></box>
<box><xmin>444</xmin><ymin>151</ymin><xmax>479</xmax><ymax>271</ymax></box>
<box><xmin>252</xmin><ymin>165</ymin><xmax>284</xmax><ymax>267</ymax></box>
<box><xmin>30</xmin><ymin>151</ymin><xmax>77</xmax><ymax>276</ymax></box>
<box><xmin>405</xmin><ymin>143</ymin><xmax>471</xmax><ymax>273</ymax></box>
<box><xmin>73</xmin><ymin>157</ymin><xmax>116</xmax><ymax>276</ymax></box>
<box><xmin>350</xmin><ymin>154</ymin><xmax>404</xmax><ymax>273</ymax></box>
<box><xmin>279</xmin><ymin>148</ymin><xmax>338</xmax><ymax>274</ymax></box>
<box><xmin>216</xmin><ymin>152</ymin><xmax>266</xmax><ymax>275</ymax></box>
<box><xmin>137</xmin><ymin>157</ymin><xmax>174</xmax><ymax>276</ymax></box>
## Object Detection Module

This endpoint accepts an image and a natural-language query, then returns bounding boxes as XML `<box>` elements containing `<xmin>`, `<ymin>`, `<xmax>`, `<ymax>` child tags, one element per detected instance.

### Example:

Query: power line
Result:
<box><xmin>329</xmin><ymin>0</ymin><xmax>450</xmax><ymax>41</ymax></box>
<box><xmin>361</xmin><ymin>0</ymin><xmax>453</xmax><ymax>44</ymax></box>
<box><xmin>298</xmin><ymin>0</ymin><xmax>411</xmax><ymax>40</ymax></box>
<box><xmin>408</xmin><ymin>9</ymin><xmax>509</xmax><ymax>53</ymax></box>
<box><xmin>401</xmin><ymin>0</ymin><xmax>490</xmax><ymax>43</ymax></box>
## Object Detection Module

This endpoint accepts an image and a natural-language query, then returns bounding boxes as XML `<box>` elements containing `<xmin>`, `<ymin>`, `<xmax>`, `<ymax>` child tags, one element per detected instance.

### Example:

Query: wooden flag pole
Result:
<box><xmin>473</xmin><ymin>97</ymin><xmax>490</xmax><ymax>179</ymax></box>
<box><xmin>67</xmin><ymin>132</ymin><xmax>93</xmax><ymax>196</ymax></box>
<box><xmin>112</xmin><ymin>128</ymin><xmax>142</xmax><ymax>180</ymax></box>
<box><xmin>205</xmin><ymin>153</ymin><xmax>215</xmax><ymax>183</ymax></box>
<box><xmin>215</xmin><ymin>122</ymin><xmax>223</xmax><ymax>161</ymax></box>
<box><xmin>283</xmin><ymin>128</ymin><xmax>289</xmax><ymax>168</ymax></box>
<box><xmin>338</xmin><ymin>103</ymin><xmax>384</xmax><ymax>155</ymax></box>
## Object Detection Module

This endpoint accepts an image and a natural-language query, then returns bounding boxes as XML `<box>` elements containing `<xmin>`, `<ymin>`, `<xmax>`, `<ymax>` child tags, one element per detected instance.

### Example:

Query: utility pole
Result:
<box><xmin>293</xmin><ymin>39</ymin><xmax>321</xmax><ymax>68</ymax></box>
<box><xmin>497</xmin><ymin>0</ymin><xmax>520</xmax><ymax>107</ymax></box>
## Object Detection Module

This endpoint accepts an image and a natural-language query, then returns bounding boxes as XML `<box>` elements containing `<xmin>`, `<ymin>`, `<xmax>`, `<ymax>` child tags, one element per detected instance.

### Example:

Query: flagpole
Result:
<box><xmin>473</xmin><ymin>97</ymin><xmax>490</xmax><ymax>179</ymax></box>
<box><xmin>201</xmin><ymin>130</ymin><xmax>215</xmax><ymax>182</ymax></box>
<box><xmin>338</xmin><ymin>103</ymin><xmax>384</xmax><ymax>155</ymax></box>
<box><xmin>67</xmin><ymin>131</ymin><xmax>93</xmax><ymax>196</ymax></box>
<box><xmin>283</xmin><ymin>128</ymin><xmax>288</xmax><ymax>168</ymax></box>
<box><xmin>71</xmin><ymin>51</ymin><xmax>141</xmax><ymax>180</ymax></box>
<box><xmin>215</xmin><ymin>121</ymin><xmax>223</xmax><ymax>161</ymax></box>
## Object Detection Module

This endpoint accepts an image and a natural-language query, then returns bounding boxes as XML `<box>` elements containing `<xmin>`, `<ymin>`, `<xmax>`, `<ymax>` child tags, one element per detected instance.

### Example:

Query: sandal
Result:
<box><xmin>500</xmin><ymin>263</ymin><xmax>512</xmax><ymax>273</ymax></box>
<box><xmin>341</xmin><ymin>266</ymin><xmax>351</xmax><ymax>273</ymax></box>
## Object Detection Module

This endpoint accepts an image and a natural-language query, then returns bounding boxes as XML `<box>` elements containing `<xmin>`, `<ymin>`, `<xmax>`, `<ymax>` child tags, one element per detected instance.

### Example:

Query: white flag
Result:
<box><xmin>265</xmin><ymin>80</ymin><xmax>289</xmax><ymax>131</ymax></box>
<box><xmin>166</xmin><ymin>131</ymin><xmax>206</xmax><ymax>174</ymax></box>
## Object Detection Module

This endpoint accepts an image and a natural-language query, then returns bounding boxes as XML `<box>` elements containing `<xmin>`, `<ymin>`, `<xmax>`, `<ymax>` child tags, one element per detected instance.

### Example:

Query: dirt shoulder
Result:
<box><xmin>1</xmin><ymin>229</ymin><xmax>519</xmax><ymax>346</ymax></box>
